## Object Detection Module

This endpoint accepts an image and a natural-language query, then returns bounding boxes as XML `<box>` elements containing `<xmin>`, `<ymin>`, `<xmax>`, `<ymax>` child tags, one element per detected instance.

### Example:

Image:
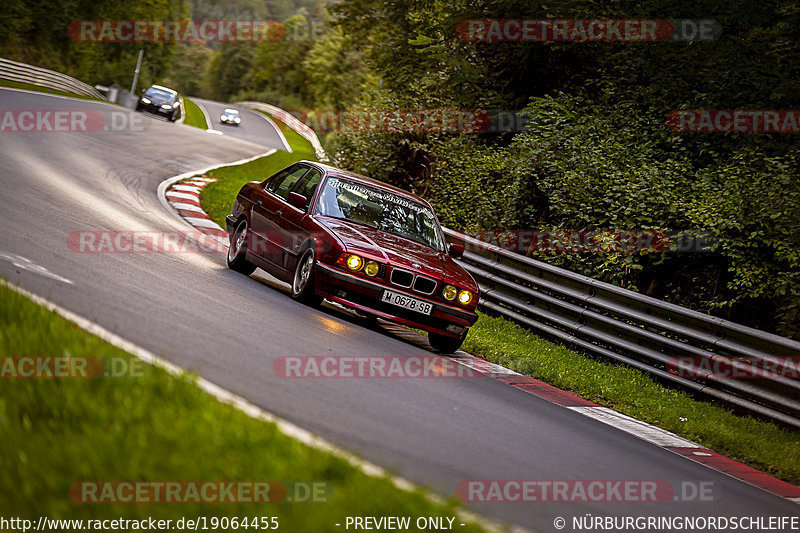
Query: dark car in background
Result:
<box><xmin>225</xmin><ymin>161</ymin><xmax>479</xmax><ymax>353</ymax></box>
<box><xmin>136</xmin><ymin>85</ymin><xmax>181</xmax><ymax>122</ymax></box>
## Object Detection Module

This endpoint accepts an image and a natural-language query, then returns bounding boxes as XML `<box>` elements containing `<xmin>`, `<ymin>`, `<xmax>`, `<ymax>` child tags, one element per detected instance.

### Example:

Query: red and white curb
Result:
<box><xmin>165</xmin><ymin>176</ymin><xmax>229</xmax><ymax>246</ymax></box>
<box><xmin>163</xmin><ymin>172</ymin><xmax>800</xmax><ymax>509</ymax></box>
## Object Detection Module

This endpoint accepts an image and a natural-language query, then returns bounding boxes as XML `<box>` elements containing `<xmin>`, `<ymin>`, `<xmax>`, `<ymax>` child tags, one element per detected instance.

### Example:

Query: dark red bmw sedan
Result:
<box><xmin>225</xmin><ymin>161</ymin><xmax>479</xmax><ymax>353</ymax></box>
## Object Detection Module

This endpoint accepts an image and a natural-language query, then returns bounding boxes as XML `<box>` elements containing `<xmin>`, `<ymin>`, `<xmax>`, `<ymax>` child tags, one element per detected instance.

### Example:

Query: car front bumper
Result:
<box><xmin>315</xmin><ymin>263</ymin><xmax>478</xmax><ymax>338</ymax></box>
<box><xmin>138</xmin><ymin>102</ymin><xmax>175</xmax><ymax>118</ymax></box>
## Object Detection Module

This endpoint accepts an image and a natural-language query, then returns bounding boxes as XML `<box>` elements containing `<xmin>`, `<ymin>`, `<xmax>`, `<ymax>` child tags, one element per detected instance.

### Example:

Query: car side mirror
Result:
<box><xmin>287</xmin><ymin>191</ymin><xmax>307</xmax><ymax>210</ymax></box>
<box><xmin>448</xmin><ymin>242</ymin><xmax>465</xmax><ymax>258</ymax></box>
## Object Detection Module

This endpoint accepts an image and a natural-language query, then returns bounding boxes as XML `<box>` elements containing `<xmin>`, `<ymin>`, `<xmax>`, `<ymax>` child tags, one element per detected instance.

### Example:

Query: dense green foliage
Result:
<box><xmin>317</xmin><ymin>0</ymin><xmax>800</xmax><ymax>337</ymax></box>
<box><xmin>225</xmin><ymin>0</ymin><xmax>800</xmax><ymax>338</ymax></box>
<box><xmin>0</xmin><ymin>0</ymin><xmax>187</xmax><ymax>89</ymax></box>
<box><xmin>3</xmin><ymin>0</ymin><xmax>797</xmax><ymax>338</ymax></box>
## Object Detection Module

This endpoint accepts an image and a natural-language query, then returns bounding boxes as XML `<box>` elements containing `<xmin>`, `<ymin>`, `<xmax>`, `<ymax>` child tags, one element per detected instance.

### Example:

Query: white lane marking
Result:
<box><xmin>191</xmin><ymin>98</ymin><xmax>222</xmax><ymax>135</ymax></box>
<box><xmin>789</xmin><ymin>498</ymin><xmax>800</xmax><ymax>504</ymax></box>
<box><xmin>569</xmin><ymin>406</ymin><xmax>701</xmax><ymax>448</ymax></box>
<box><xmin>0</xmin><ymin>251</ymin><xmax>73</xmax><ymax>284</ymax></box>
<box><xmin>247</xmin><ymin>109</ymin><xmax>292</xmax><ymax>153</ymax></box>
<box><xmin>0</xmin><ymin>279</ymin><xmax>513</xmax><ymax>533</ymax></box>
<box><xmin>171</xmin><ymin>184</ymin><xmax>202</xmax><ymax>193</ymax></box>
<box><xmin>170</xmin><ymin>202</ymin><xmax>205</xmax><ymax>213</ymax></box>
<box><xmin>165</xmin><ymin>191</ymin><xmax>199</xmax><ymax>201</ymax></box>
<box><xmin>481</xmin><ymin>360</ymin><xmax>521</xmax><ymax>375</ymax></box>
<box><xmin>183</xmin><ymin>217</ymin><xmax>220</xmax><ymax>229</ymax></box>
<box><xmin>449</xmin><ymin>353</ymin><xmax>521</xmax><ymax>375</ymax></box>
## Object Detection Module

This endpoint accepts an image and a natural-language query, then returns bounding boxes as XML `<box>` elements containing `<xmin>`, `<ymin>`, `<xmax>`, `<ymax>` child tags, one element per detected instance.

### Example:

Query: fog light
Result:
<box><xmin>457</xmin><ymin>290</ymin><xmax>473</xmax><ymax>305</ymax></box>
<box><xmin>346</xmin><ymin>254</ymin><xmax>364</xmax><ymax>271</ymax></box>
<box><xmin>364</xmin><ymin>261</ymin><xmax>380</xmax><ymax>277</ymax></box>
<box><xmin>442</xmin><ymin>285</ymin><xmax>458</xmax><ymax>301</ymax></box>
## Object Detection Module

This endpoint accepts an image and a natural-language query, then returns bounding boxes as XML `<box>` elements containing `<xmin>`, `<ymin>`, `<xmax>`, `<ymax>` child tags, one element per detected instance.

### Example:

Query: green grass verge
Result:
<box><xmin>0</xmin><ymin>283</ymin><xmax>486</xmax><ymax>531</ymax></box>
<box><xmin>182</xmin><ymin>96</ymin><xmax>208</xmax><ymax>129</ymax></box>
<box><xmin>0</xmin><ymin>78</ymin><xmax>102</xmax><ymax>101</ymax></box>
<box><xmin>197</xmin><ymin>104</ymin><xmax>800</xmax><ymax>488</ymax></box>
<box><xmin>464</xmin><ymin>313</ymin><xmax>800</xmax><ymax>485</ymax></box>
<box><xmin>200</xmin><ymin>111</ymin><xmax>318</xmax><ymax>228</ymax></box>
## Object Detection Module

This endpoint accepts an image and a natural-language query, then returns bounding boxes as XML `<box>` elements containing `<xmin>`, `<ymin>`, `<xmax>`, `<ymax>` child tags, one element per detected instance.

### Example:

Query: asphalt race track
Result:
<box><xmin>191</xmin><ymin>97</ymin><xmax>288</xmax><ymax>149</ymax></box>
<box><xmin>1</xmin><ymin>88</ymin><xmax>797</xmax><ymax>532</ymax></box>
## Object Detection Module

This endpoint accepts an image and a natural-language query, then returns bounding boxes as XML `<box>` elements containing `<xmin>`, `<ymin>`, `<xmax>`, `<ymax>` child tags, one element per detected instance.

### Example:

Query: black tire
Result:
<box><xmin>227</xmin><ymin>219</ymin><xmax>257</xmax><ymax>275</ymax></box>
<box><xmin>291</xmin><ymin>246</ymin><xmax>323</xmax><ymax>307</ymax></box>
<box><xmin>429</xmin><ymin>332</ymin><xmax>465</xmax><ymax>354</ymax></box>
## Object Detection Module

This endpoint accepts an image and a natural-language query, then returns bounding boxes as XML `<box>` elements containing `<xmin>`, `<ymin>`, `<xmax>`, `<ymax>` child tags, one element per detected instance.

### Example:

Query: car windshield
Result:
<box><xmin>145</xmin><ymin>88</ymin><xmax>173</xmax><ymax>99</ymax></box>
<box><xmin>314</xmin><ymin>177</ymin><xmax>445</xmax><ymax>251</ymax></box>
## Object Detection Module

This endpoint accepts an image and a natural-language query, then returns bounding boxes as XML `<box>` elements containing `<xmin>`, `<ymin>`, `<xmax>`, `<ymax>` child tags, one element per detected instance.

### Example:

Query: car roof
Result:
<box><xmin>299</xmin><ymin>160</ymin><xmax>434</xmax><ymax>209</ymax></box>
<box><xmin>149</xmin><ymin>85</ymin><xmax>177</xmax><ymax>94</ymax></box>
<box><xmin>223</xmin><ymin>108</ymin><xmax>239</xmax><ymax>113</ymax></box>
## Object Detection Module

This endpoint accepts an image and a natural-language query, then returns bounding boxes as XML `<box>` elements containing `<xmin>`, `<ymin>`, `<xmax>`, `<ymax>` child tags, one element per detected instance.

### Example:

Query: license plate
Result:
<box><xmin>381</xmin><ymin>290</ymin><xmax>433</xmax><ymax>316</ymax></box>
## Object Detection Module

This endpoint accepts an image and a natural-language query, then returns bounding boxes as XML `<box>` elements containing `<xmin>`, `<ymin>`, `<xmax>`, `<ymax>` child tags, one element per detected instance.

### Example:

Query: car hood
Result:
<box><xmin>143</xmin><ymin>94</ymin><xmax>174</xmax><ymax>106</ymax></box>
<box><xmin>317</xmin><ymin>216</ymin><xmax>476</xmax><ymax>288</ymax></box>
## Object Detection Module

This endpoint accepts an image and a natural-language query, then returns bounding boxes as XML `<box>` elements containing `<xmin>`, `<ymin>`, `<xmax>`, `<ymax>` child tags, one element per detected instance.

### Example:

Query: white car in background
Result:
<box><xmin>220</xmin><ymin>108</ymin><xmax>241</xmax><ymax>126</ymax></box>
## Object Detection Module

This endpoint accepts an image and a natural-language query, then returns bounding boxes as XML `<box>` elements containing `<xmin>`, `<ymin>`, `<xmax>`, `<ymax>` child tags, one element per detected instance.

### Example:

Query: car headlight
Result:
<box><xmin>345</xmin><ymin>254</ymin><xmax>364</xmax><ymax>271</ymax></box>
<box><xmin>364</xmin><ymin>261</ymin><xmax>380</xmax><ymax>277</ymax></box>
<box><xmin>141</xmin><ymin>97</ymin><xmax>151</xmax><ymax>104</ymax></box>
<box><xmin>221</xmin><ymin>115</ymin><xmax>227</xmax><ymax>121</ymax></box>
<box><xmin>457</xmin><ymin>290</ymin><xmax>474</xmax><ymax>305</ymax></box>
<box><xmin>161</xmin><ymin>104</ymin><xmax>173</xmax><ymax>110</ymax></box>
<box><xmin>442</xmin><ymin>285</ymin><xmax>458</xmax><ymax>301</ymax></box>
<box><xmin>234</xmin><ymin>117</ymin><xmax>241</xmax><ymax>123</ymax></box>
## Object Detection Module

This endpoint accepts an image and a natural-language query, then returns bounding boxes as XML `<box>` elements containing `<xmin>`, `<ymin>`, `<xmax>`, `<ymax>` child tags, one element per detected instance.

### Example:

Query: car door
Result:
<box><xmin>272</xmin><ymin>167</ymin><xmax>324</xmax><ymax>271</ymax></box>
<box><xmin>250</xmin><ymin>164</ymin><xmax>310</xmax><ymax>270</ymax></box>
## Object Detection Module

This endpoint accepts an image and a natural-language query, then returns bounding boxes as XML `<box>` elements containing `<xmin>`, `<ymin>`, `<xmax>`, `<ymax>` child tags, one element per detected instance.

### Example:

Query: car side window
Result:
<box><xmin>267</xmin><ymin>166</ymin><xmax>308</xmax><ymax>199</ymax></box>
<box><xmin>291</xmin><ymin>169</ymin><xmax>323</xmax><ymax>210</ymax></box>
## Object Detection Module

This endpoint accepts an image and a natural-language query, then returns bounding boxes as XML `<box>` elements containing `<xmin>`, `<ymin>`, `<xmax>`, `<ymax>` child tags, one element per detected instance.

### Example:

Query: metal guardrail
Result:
<box><xmin>0</xmin><ymin>57</ymin><xmax>106</xmax><ymax>100</ymax></box>
<box><xmin>230</xmin><ymin>98</ymin><xmax>800</xmax><ymax>430</ymax></box>
<box><xmin>443</xmin><ymin>227</ymin><xmax>800</xmax><ymax>430</ymax></box>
